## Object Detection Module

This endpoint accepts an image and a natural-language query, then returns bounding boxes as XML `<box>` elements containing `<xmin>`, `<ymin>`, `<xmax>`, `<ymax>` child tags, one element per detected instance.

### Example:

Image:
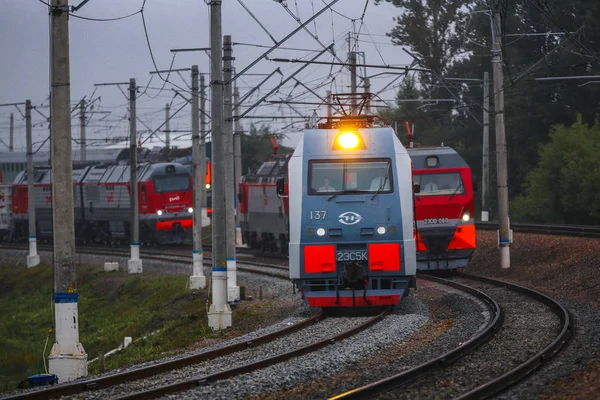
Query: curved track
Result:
<box><xmin>1</xmin><ymin>249</ymin><xmax>300</xmax><ymax>400</ymax></box>
<box><xmin>330</xmin><ymin>272</ymin><xmax>572</xmax><ymax>399</ymax></box>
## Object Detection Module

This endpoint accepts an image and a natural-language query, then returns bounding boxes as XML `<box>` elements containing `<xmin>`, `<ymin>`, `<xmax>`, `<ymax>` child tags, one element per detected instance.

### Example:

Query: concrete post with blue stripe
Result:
<box><xmin>189</xmin><ymin>65</ymin><xmax>206</xmax><ymax>289</ymax></box>
<box><xmin>223</xmin><ymin>35</ymin><xmax>240</xmax><ymax>303</ymax></box>
<box><xmin>25</xmin><ymin>100</ymin><xmax>40</xmax><ymax>268</ymax></box>
<box><xmin>47</xmin><ymin>0</ymin><xmax>87</xmax><ymax>381</ymax></box>
<box><xmin>207</xmin><ymin>0</ymin><xmax>232</xmax><ymax>330</ymax></box>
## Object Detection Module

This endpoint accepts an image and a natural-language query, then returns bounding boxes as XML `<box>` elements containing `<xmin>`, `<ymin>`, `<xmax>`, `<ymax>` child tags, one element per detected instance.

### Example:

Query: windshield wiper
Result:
<box><xmin>327</xmin><ymin>189</ymin><xmax>360</xmax><ymax>202</ymax></box>
<box><xmin>371</xmin><ymin>176</ymin><xmax>389</xmax><ymax>200</ymax></box>
<box><xmin>448</xmin><ymin>182</ymin><xmax>464</xmax><ymax>200</ymax></box>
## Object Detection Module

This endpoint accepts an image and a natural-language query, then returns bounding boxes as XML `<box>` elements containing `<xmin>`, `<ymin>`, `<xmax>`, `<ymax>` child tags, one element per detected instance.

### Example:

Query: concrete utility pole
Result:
<box><xmin>207</xmin><ymin>0</ymin><xmax>232</xmax><ymax>330</ymax></box>
<box><xmin>26</xmin><ymin>100</ymin><xmax>40</xmax><ymax>268</ymax></box>
<box><xmin>48</xmin><ymin>0</ymin><xmax>87</xmax><ymax>382</ymax></box>
<box><xmin>165</xmin><ymin>103</ymin><xmax>171</xmax><ymax>152</ymax></box>
<box><xmin>492</xmin><ymin>12</ymin><xmax>511</xmax><ymax>268</ymax></box>
<box><xmin>482</xmin><ymin>71</ymin><xmax>490</xmax><ymax>222</ymax></box>
<box><xmin>9</xmin><ymin>113</ymin><xmax>14</xmax><ymax>151</ymax></box>
<box><xmin>223</xmin><ymin>35</ymin><xmax>240</xmax><ymax>304</ymax></box>
<box><xmin>189</xmin><ymin>65</ymin><xmax>206</xmax><ymax>290</ymax></box>
<box><xmin>234</xmin><ymin>86</ymin><xmax>243</xmax><ymax>246</ymax></box>
<box><xmin>128</xmin><ymin>78</ymin><xmax>142</xmax><ymax>274</ymax></box>
<box><xmin>79</xmin><ymin>100</ymin><xmax>86</xmax><ymax>162</ymax></box>
<box><xmin>200</xmin><ymin>75</ymin><xmax>207</xmax><ymax>210</ymax></box>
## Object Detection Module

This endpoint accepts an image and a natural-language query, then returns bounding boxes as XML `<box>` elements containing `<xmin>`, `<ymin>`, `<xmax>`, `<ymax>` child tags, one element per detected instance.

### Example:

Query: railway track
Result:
<box><xmin>330</xmin><ymin>272</ymin><xmax>572</xmax><ymax>399</ymax></box>
<box><xmin>0</xmin><ymin>239</ymin><xmax>574</xmax><ymax>398</ymax></box>
<box><xmin>476</xmin><ymin>221</ymin><xmax>600</xmax><ymax>238</ymax></box>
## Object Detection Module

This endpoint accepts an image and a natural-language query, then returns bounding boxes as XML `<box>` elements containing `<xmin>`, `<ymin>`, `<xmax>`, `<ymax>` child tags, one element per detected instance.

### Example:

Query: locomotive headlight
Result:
<box><xmin>205</xmin><ymin>183</ymin><xmax>211</xmax><ymax>189</ymax></box>
<box><xmin>377</xmin><ymin>226</ymin><xmax>386</xmax><ymax>235</ymax></box>
<box><xmin>157</xmin><ymin>210</ymin><xmax>163</xmax><ymax>216</ymax></box>
<box><xmin>337</xmin><ymin>132</ymin><xmax>359</xmax><ymax>149</ymax></box>
<box><xmin>332</xmin><ymin>130</ymin><xmax>366</xmax><ymax>150</ymax></box>
<box><xmin>188</xmin><ymin>207</ymin><xmax>194</xmax><ymax>213</ymax></box>
<box><xmin>316</xmin><ymin>228</ymin><xmax>326</xmax><ymax>237</ymax></box>
<box><xmin>462</xmin><ymin>211</ymin><xmax>470</xmax><ymax>222</ymax></box>
<box><xmin>388</xmin><ymin>225</ymin><xmax>397</xmax><ymax>235</ymax></box>
<box><xmin>306</xmin><ymin>228</ymin><xmax>315</xmax><ymax>237</ymax></box>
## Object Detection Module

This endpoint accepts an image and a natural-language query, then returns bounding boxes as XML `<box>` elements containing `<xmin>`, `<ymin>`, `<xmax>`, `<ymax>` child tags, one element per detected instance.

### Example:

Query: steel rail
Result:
<box><xmin>330</xmin><ymin>273</ymin><xmax>572</xmax><ymax>399</ymax></box>
<box><xmin>329</xmin><ymin>274</ymin><xmax>503</xmax><ymax>399</ymax></box>
<box><xmin>476</xmin><ymin>221</ymin><xmax>600</xmax><ymax>238</ymax></box>
<box><xmin>114</xmin><ymin>307</ymin><xmax>392</xmax><ymax>400</ymax></box>
<box><xmin>1</xmin><ymin>251</ymin><xmax>312</xmax><ymax>400</ymax></box>
<box><xmin>454</xmin><ymin>272</ymin><xmax>573</xmax><ymax>400</ymax></box>
<box><xmin>3</xmin><ymin>313</ymin><xmax>323</xmax><ymax>400</ymax></box>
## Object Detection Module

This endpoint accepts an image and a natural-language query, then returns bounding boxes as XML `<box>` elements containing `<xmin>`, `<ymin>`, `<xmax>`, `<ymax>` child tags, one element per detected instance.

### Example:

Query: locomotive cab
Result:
<box><xmin>288</xmin><ymin>125</ymin><xmax>417</xmax><ymax>308</ymax></box>
<box><xmin>408</xmin><ymin>147</ymin><xmax>476</xmax><ymax>269</ymax></box>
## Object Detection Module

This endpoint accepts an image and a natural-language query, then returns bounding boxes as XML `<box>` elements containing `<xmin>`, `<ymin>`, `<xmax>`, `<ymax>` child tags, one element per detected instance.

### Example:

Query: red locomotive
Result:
<box><xmin>408</xmin><ymin>146</ymin><xmax>476</xmax><ymax>269</ymax></box>
<box><xmin>10</xmin><ymin>162</ymin><xmax>194</xmax><ymax>244</ymax></box>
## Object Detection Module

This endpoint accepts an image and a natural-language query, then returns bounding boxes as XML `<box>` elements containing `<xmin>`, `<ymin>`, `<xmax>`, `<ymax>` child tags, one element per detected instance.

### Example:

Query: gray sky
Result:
<box><xmin>0</xmin><ymin>0</ymin><xmax>411</xmax><ymax>151</ymax></box>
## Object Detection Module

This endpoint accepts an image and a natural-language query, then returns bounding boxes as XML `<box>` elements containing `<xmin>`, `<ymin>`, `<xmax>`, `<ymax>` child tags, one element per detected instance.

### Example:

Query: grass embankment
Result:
<box><xmin>0</xmin><ymin>263</ymin><xmax>259</xmax><ymax>391</ymax></box>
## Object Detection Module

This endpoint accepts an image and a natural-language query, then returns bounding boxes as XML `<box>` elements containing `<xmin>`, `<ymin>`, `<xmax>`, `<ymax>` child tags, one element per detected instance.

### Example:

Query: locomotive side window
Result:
<box><xmin>308</xmin><ymin>159</ymin><xmax>393</xmax><ymax>195</ymax></box>
<box><xmin>413</xmin><ymin>173</ymin><xmax>464</xmax><ymax>196</ymax></box>
<box><xmin>154</xmin><ymin>174</ymin><xmax>190</xmax><ymax>193</ymax></box>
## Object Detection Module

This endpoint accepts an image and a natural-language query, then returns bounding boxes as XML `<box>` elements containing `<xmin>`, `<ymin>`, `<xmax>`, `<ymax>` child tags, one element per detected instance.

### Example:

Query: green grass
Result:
<box><xmin>0</xmin><ymin>262</ymin><xmax>262</xmax><ymax>390</ymax></box>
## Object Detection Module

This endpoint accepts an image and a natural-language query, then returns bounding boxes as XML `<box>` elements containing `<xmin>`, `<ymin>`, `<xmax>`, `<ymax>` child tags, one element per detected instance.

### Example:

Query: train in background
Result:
<box><xmin>409</xmin><ymin>146</ymin><xmax>476</xmax><ymax>269</ymax></box>
<box><xmin>8</xmin><ymin>162</ymin><xmax>194</xmax><ymax>245</ymax></box>
<box><xmin>238</xmin><ymin>153</ymin><xmax>291</xmax><ymax>253</ymax></box>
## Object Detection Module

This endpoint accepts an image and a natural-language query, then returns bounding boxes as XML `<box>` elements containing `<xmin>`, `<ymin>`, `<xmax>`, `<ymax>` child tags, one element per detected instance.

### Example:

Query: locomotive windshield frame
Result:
<box><xmin>307</xmin><ymin>157</ymin><xmax>393</xmax><ymax>195</ymax></box>
<box><xmin>153</xmin><ymin>173</ymin><xmax>191</xmax><ymax>193</ymax></box>
<box><xmin>413</xmin><ymin>172</ymin><xmax>465</xmax><ymax>197</ymax></box>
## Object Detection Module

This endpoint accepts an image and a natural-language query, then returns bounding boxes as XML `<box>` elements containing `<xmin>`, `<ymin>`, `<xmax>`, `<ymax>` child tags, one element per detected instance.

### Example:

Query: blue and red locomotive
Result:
<box><xmin>273</xmin><ymin>114</ymin><xmax>417</xmax><ymax>308</ymax></box>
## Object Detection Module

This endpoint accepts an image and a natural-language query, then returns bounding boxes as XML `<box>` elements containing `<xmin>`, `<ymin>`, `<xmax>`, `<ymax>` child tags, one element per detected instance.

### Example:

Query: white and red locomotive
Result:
<box><xmin>238</xmin><ymin>153</ymin><xmax>291</xmax><ymax>254</ymax></box>
<box><xmin>10</xmin><ymin>162</ymin><xmax>194</xmax><ymax>244</ymax></box>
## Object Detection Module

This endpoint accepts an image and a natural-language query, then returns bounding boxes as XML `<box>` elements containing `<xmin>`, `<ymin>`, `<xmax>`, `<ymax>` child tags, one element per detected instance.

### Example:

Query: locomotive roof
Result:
<box><xmin>298</xmin><ymin>126</ymin><xmax>403</xmax><ymax>157</ymax></box>
<box><xmin>407</xmin><ymin>146</ymin><xmax>469</xmax><ymax>169</ymax></box>
<box><xmin>0</xmin><ymin>147</ymin><xmax>129</xmax><ymax>164</ymax></box>
<box><xmin>12</xmin><ymin>162</ymin><xmax>189</xmax><ymax>185</ymax></box>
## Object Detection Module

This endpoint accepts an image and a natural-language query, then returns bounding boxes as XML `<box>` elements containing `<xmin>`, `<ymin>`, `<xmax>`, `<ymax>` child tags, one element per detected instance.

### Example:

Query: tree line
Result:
<box><xmin>376</xmin><ymin>0</ymin><xmax>600</xmax><ymax>224</ymax></box>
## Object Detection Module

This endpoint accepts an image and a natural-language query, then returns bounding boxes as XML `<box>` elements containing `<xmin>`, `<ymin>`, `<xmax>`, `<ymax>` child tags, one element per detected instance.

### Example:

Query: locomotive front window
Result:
<box><xmin>154</xmin><ymin>174</ymin><xmax>190</xmax><ymax>193</ymax></box>
<box><xmin>308</xmin><ymin>159</ymin><xmax>393</xmax><ymax>195</ymax></box>
<box><xmin>414</xmin><ymin>173</ymin><xmax>465</xmax><ymax>196</ymax></box>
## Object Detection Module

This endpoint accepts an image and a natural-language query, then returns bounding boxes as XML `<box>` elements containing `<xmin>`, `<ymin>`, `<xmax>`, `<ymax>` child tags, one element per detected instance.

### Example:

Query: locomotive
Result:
<box><xmin>239</xmin><ymin>147</ymin><xmax>477</xmax><ymax>272</ymax></box>
<box><xmin>9</xmin><ymin>162</ymin><xmax>194</xmax><ymax>245</ymax></box>
<box><xmin>271</xmin><ymin>110</ymin><xmax>417</xmax><ymax>308</ymax></box>
<box><xmin>409</xmin><ymin>146</ymin><xmax>476</xmax><ymax>269</ymax></box>
<box><xmin>238</xmin><ymin>153</ymin><xmax>291</xmax><ymax>253</ymax></box>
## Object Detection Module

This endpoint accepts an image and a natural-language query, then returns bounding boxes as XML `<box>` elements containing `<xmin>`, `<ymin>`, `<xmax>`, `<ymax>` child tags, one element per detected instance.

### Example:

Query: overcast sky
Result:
<box><xmin>0</xmin><ymin>0</ymin><xmax>412</xmax><ymax>151</ymax></box>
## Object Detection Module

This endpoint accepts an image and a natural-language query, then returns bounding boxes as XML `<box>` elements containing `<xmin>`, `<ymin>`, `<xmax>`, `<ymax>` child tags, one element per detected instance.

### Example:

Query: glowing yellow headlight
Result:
<box><xmin>337</xmin><ymin>132</ymin><xmax>360</xmax><ymax>149</ymax></box>
<box><xmin>332</xmin><ymin>129</ymin><xmax>366</xmax><ymax>150</ymax></box>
